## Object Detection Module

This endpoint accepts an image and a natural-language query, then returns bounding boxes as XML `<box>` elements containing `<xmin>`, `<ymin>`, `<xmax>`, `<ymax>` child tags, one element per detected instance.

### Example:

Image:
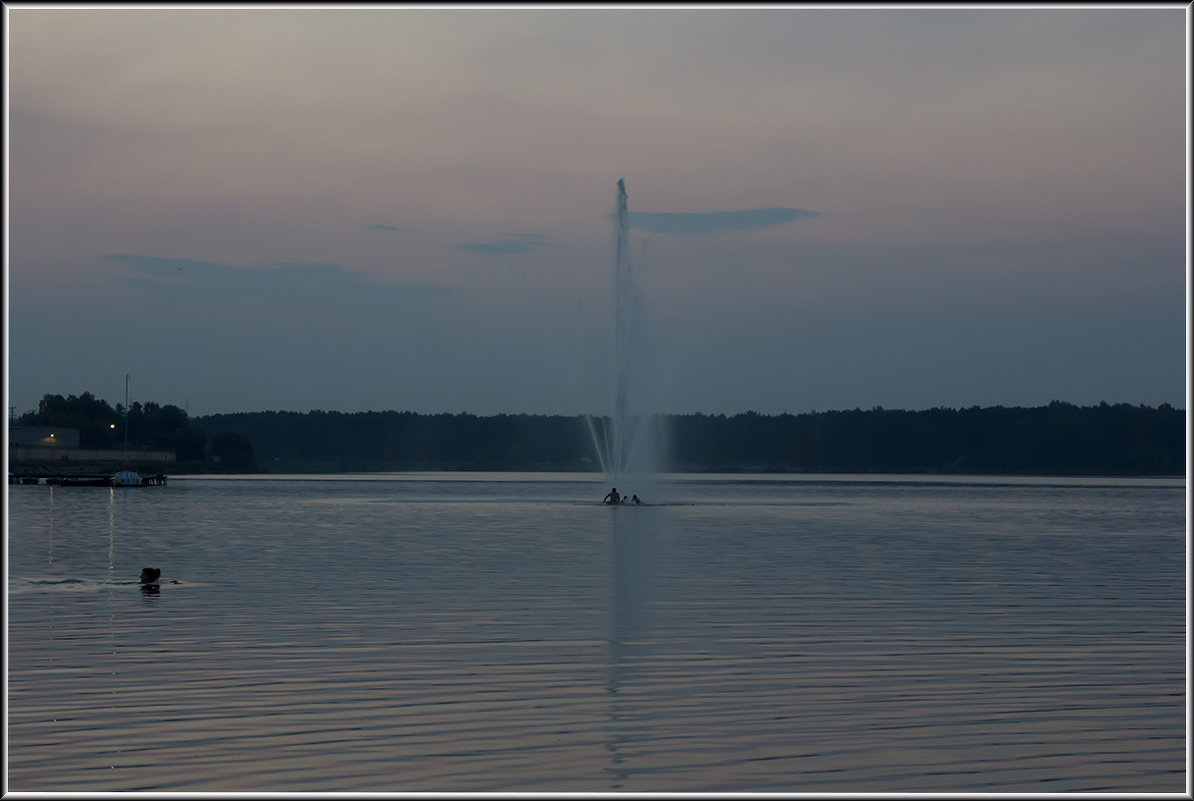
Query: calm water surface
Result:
<box><xmin>6</xmin><ymin>473</ymin><xmax>1187</xmax><ymax>792</ymax></box>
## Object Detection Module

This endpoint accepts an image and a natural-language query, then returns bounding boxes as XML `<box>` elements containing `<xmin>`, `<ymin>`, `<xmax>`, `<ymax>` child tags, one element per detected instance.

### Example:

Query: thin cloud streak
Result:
<box><xmin>453</xmin><ymin>235</ymin><xmax>558</xmax><ymax>255</ymax></box>
<box><xmin>104</xmin><ymin>253</ymin><xmax>450</xmax><ymax>307</ymax></box>
<box><xmin>626</xmin><ymin>208</ymin><xmax>821</xmax><ymax>237</ymax></box>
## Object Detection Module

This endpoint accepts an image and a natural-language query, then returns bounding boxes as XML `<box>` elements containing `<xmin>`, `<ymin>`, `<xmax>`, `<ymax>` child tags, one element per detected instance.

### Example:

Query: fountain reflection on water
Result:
<box><xmin>586</xmin><ymin>179</ymin><xmax>667</xmax><ymax>501</ymax></box>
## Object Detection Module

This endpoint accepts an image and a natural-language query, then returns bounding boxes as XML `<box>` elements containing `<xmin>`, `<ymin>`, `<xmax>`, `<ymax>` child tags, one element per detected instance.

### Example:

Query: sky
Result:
<box><xmin>5</xmin><ymin>5</ymin><xmax>1188</xmax><ymax>418</ymax></box>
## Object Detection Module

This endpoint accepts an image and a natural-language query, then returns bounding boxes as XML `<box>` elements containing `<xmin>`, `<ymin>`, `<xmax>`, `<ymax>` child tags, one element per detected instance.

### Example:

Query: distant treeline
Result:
<box><xmin>189</xmin><ymin>401</ymin><xmax>1186</xmax><ymax>476</ymax></box>
<box><xmin>15</xmin><ymin>392</ymin><xmax>258</xmax><ymax>471</ymax></box>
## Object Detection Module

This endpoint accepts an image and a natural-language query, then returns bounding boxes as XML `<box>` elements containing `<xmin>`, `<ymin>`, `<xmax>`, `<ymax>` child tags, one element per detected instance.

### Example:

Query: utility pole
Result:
<box><xmin>124</xmin><ymin>375</ymin><xmax>130</xmax><ymax>468</ymax></box>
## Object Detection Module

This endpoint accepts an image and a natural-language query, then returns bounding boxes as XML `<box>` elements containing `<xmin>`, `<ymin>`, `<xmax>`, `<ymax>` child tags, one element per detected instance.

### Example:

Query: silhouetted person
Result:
<box><xmin>140</xmin><ymin>567</ymin><xmax>161</xmax><ymax>584</ymax></box>
<box><xmin>604</xmin><ymin>487</ymin><xmax>620</xmax><ymax>504</ymax></box>
<box><xmin>631</xmin><ymin>494</ymin><xmax>642</xmax><ymax>505</ymax></box>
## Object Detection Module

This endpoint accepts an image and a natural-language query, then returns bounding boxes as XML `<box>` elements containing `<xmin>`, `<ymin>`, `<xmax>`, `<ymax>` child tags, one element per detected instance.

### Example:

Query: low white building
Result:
<box><xmin>8</xmin><ymin>426</ymin><xmax>80</xmax><ymax>448</ymax></box>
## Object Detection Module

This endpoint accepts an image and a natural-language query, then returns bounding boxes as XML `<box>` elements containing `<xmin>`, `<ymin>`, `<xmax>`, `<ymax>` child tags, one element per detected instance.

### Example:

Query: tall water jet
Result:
<box><xmin>587</xmin><ymin>179</ymin><xmax>666</xmax><ymax>494</ymax></box>
<box><xmin>612</xmin><ymin>178</ymin><xmax>632</xmax><ymax>481</ymax></box>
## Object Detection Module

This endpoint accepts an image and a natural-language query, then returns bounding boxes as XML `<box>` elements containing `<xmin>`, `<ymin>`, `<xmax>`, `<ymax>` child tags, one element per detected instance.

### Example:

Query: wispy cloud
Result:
<box><xmin>104</xmin><ymin>254</ymin><xmax>449</xmax><ymax>307</ymax></box>
<box><xmin>365</xmin><ymin>224</ymin><xmax>401</xmax><ymax>231</ymax></box>
<box><xmin>624</xmin><ymin>208</ymin><xmax>821</xmax><ymax>237</ymax></box>
<box><xmin>453</xmin><ymin>233</ymin><xmax>558</xmax><ymax>256</ymax></box>
<box><xmin>455</xmin><ymin>241</ymin><xmax>535</xmax><ymax>255</ymax></box>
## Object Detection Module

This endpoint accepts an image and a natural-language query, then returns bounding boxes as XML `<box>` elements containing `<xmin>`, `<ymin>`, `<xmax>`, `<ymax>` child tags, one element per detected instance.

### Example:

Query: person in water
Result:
<box><xmin>140</xmin><ymin>567</ymin><xmax>161</xmax><ymax>584</ymax></box>
<box><xmin>604</xmin><ymin>487</ymin><xmax>620</xmax><ymax>504</ymax></box>
<box><xmin>631</xmin><ymin>494</ymin><xmax>642</xmax><ymax>505</ymax></box>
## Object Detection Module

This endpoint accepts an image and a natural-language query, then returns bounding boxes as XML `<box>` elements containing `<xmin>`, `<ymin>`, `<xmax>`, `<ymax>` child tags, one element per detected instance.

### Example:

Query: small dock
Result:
<box><xmin>9</xmin><ymin>472</ymin><xmax>168</xmax><ymax>487</ymax></box>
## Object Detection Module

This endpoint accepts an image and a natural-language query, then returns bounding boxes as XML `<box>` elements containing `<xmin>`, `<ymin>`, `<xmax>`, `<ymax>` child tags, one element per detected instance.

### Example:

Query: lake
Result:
<box><xmin>6</xmin><ymin>472</ymin><xmax>1187</xmax><ymax>792</ymax></box>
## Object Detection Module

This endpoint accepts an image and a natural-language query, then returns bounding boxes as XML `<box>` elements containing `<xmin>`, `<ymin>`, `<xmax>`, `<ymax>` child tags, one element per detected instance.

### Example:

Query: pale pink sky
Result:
<box><xmin>5</xmin><ymin>6</ymin><xmax>1187</xmax><ymax>416</ymax></box>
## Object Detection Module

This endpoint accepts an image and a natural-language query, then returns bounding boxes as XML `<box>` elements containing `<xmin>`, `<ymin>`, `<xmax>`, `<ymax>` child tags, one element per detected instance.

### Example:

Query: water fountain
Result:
<box><xmin>585</xmin><ymin>179</ymin><xmax>667</xmax><ymax>498</ymax></box>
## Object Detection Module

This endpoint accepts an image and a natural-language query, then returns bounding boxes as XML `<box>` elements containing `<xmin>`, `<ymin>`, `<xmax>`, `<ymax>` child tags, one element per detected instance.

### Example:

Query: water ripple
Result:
<box><xmin>7</xmin><ymin>475</ymin><xmax>1184</xmax><ymax>792</ymax></box>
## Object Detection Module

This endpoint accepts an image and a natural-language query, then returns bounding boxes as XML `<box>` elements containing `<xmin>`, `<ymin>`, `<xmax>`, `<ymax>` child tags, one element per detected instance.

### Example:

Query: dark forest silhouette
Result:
<box><xmin>16</xmin><ymin>394</ymin><xmax>1184</xmax><ymax>476</ymax></box>
<box><xmin>192</xmin><ymin>402</ymin><xmax>1182</xmax><ymax>476</ymax></box>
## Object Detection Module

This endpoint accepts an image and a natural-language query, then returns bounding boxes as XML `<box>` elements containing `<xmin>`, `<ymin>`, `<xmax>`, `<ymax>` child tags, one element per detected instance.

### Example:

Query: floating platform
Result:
<box><xmin>9</xmin><ymin>472</ymin><xmax>168</xmax><ymax>487</ymax></box>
